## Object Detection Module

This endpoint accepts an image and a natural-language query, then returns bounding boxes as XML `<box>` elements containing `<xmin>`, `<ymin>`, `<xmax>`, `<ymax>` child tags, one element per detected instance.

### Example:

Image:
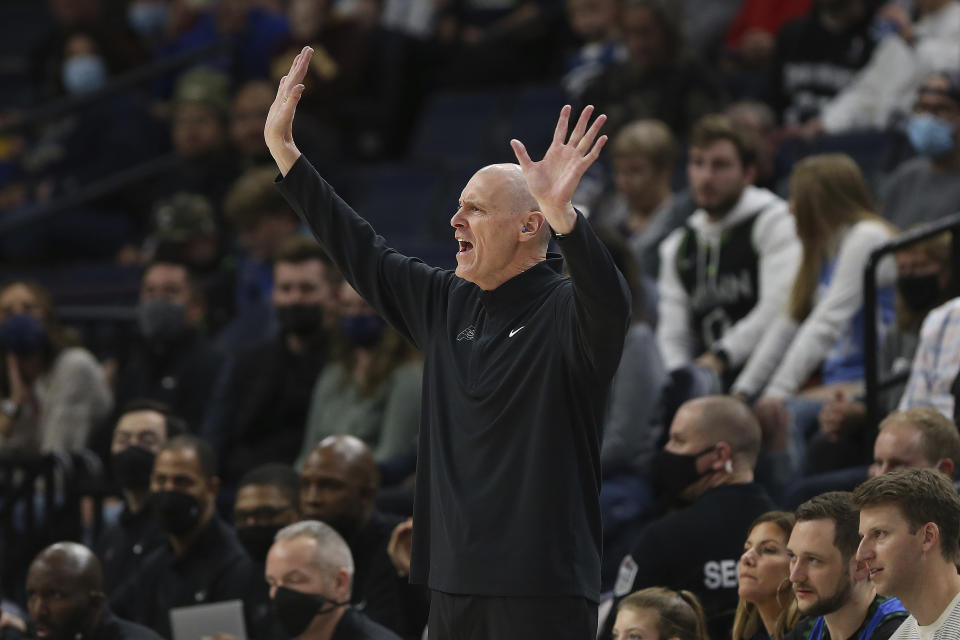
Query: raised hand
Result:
<box><xmin>265</xmin><ymin>46</ymin><xmax>313</xmax><ymax>176</ymax></box>
<box><xmin>510</xmin><ymin>105</ymin><xmax>607</xmax><ymax>234</ymax></box>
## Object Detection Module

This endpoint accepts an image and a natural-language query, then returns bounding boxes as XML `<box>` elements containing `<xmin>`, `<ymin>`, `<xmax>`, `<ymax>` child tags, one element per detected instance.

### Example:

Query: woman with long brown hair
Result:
<box><xmin>731</xmin><ymin>154</ymin><xmax>897</xmax><ymax>471</ymax></box>
<box><xmin>612</xmin><ymin>587</ymin><xmax>710</xmax><ymax>640</ymax></box>
<box><xmin>296</xmin><ymin>280</ymin><xmax>422</xmax><ymax>467</ymax></box>
<box><xmin>733</xmin><ymin>511</ymin><xmax>800</xmax><ymax>640</ymax></box>
<box><xmin>0</xmin><ymin>280</ymin><xmax>112</xmax><ymax>452</ymax></box>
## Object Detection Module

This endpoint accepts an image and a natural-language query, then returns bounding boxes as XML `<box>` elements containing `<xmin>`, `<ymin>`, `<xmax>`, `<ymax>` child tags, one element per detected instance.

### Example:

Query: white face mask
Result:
<box><xmin>62</xmin><ymin>54</ymin><xmax>107</xmax><ymax>94</ymax></box>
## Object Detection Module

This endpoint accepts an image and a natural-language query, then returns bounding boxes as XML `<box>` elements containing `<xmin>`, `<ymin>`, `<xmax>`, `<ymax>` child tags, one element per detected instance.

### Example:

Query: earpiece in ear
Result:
<box><xmin>725</xmin><ymin>459</ymin><xmax>733</xmax><ymax>473</ymax></box>
<box><xmin>522</xmin><ymin>225</ymin><xmax>528</xmax><ymax>232</ymax></box>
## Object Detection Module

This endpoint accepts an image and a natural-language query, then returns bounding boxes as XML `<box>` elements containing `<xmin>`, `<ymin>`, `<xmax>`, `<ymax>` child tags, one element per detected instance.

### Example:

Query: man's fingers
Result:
<box><xmin>578</xmin><ymin>114</ymin><xmax>606</xmax><ymax>153</ymax></box>
<box><xmin>583</xmin><ymin>134</ymin><xmax>608</xmax><ymax>165</ymax></box>
<box><xmin>568</xmin><ymin>105</ymin><xmax>594</xmax><ymax>146</ymax></box>
<box><xmin>510</xmin><ymin>139</ymin><xmax>533</xmax><ymax>169</ymax></box>
<box><xmin>552</xmin><ymin>105</ymin><xmax>572</xmax><ymax>144</ymax></box>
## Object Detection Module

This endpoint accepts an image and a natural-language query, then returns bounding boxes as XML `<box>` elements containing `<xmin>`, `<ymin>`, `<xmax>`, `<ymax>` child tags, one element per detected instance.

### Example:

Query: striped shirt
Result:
<box><xmin>889</xmin><ymin>591</ymin><xmax>960</xmax><ymax>640</ymax></box>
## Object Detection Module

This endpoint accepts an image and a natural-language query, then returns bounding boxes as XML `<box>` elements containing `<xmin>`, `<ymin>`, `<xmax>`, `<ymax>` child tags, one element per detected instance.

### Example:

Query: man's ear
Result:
<box><xmin>207</xmin><ymin>475</ymin><xmax>221</xmax><ymax>498</ymax></box>
<box><xmin>936</xmin><ymin>458</ymin><xmax>955</xmax><ymax>477</ymax></box>
<box><xmin>519</xmin><ymin>212</ymin><xmax>546</xmax><ymax>242</ymax></box>
<box><xmin>920</xmin><ymin>522</ymin><xmax>940</xmax><ymax>555</ymax></box>
<box><xmin>712</xmin><ymin>441</ymin><xmax>733</xmax><ymax>471</ymax></box>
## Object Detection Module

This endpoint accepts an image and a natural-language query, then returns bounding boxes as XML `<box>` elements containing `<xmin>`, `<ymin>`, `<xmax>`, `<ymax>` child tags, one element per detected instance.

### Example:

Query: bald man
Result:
<box><xmin>300</xmin><ymin>436</ymin><xmax>420</xmax><ymax>636</ymax></box>
<box><xmin>25</xmin><ymin>542</ymin><xmax>163</xmax><ymax>640</ymax></box>
<box><xmin>601</xmin><ymin>396</ymin><xmax>776</xmax><ymax>640</ymax></box>
<box><xmin>268</xmin><ymin>48</ymin><xmax>629</xmax><ymax>639</ymax></box>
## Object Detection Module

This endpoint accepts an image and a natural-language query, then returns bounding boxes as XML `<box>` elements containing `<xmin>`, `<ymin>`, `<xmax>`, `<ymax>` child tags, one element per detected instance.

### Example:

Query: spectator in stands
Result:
<box><xmin>722</xmin><ymin>0</ymin><xmax>812</xmax><ymax>69</ymax></box>
<box><xmin>297</xmin><ymin>281</ymin><xmax>421</xmax><ymax>467</ymax></box>
<box><xmin>610</xmin><ymin>587</ymin><xmax>709</xmax><ymax>640</ymax></box>
<box><xmin>300</xmin><ymin>435</ymin><xmax>421</xmax><ymax>636</ymax></box>
<box><xmin>589</xmin><ymin>119</ymin><xmax>687</xmax><ymax>278</ymax></box>
<box><xmin>657</xmin><ymin>115</ymin><xmax>800</xmax><ymax>388</ymax></box>
<box><xmin>0</xmin><ymin>280</ymin><xmax>112</xmax><ymax>453</ymax></box>
<box><xmin>602</xmin><ymin>396</ymin><xmax>775</xmax><ymax>640</ymax></box>
<box><xmin>233</xmin><ymin>463</ymin><xmax>301</xmax><ymax>639</ymax></box>
<box><xmin>113</xmin><ymin>259</ymin><xmax>223</xmax><ymax>432</ymax></box>
<box><xmin>141</xmin><ymin>194</ymin><xmax>238</xmax><ymax>336</ymax></box>
<box><xmin>733</xmin><ymin>511</ymin><xmax>800</xmax><ymax>640</ymax></box>
<box><xmin>897</xmin><ymin>296</ymin><xmax>960</xmax><ymax>420</ymax></box>
<box><xmin>217</xmin><ymin>166</ymin><xmax>306</xmax><ymax>349</ymax></box>
<box><xmin>783</xmin><ymin>406</ymin><xmax>960</xmax><ymax>509</ymax></box>
<box><xmin>231</xmin><ymin>80</ymin><xmax>276</xmax><ymax>168</ymax></box>
<box><xmin>94</xmin><ymin>400</ymin><xmax>187</xmax><ymax>595</ymax></box>
<box><xmin>271</xmin><ymin>0</ymin><xmax>367</xmax><ymax>128</ymax></box>
<box><xmin>561</xmin><ymin>0</ymin><xmax>626</xmax><ymax>99</ymax></box>
<box><xmin>783</xmin><ymin>492</ymin><xmax>907</xmax><ymax>640</ymax></box>
<box><xmin>881</xmin><ymin>71</ymin><xmax>960</xmax><ymax>229</ymax></box>
<box><xmin>203</xmin><ymin>238</ymin><xmax>337</xmax><ymax>490</ymax></box>
<box><xmin>811</xmin><ymin>1</ymin><xmax>960</xmax><ymax>135</ymax></box>
<box><xmin>150</xmin><ymin>68</ymin><xmax>241</xmax><ymax>217</ymax></box>
<box><xmin>234</xmin><ymin>463</ymin><xmax>301</xmax><ymax>564</ymax></box>
<box><xmin>126</xmin><ymin>0</ymin><xmax>170</xmax><ymax>49</ymax></box>
<box><xmin>725</xmin><ymin>101</ymin><xmax>784</xmax><ymax>194</ymax></box>
<box><xmin>110</xmin><ymin>435</ymin><xmax>260</xmax><ymax>638</ymax></box>
<box><xmin>733</xmin><ymin>154</ymin><xmax>896</xmax><ymax>474</ymax></box>
<box><xmin>770</xmin><ymin>0</ymin><xmax>880</xmax><ymax>135</ymax></box>
<box><xmin>869</xmin><ymin>408</ymin><xmax>960</xmax><ymax>478</ymax></box>
<box><xmin>26</xmin><ymin>542</ymin><xmax>162</xmax><ymax>640</ymax></box>
<box><xmin>266</xmin><ymin>521</ymin><xmax>400</xmax><ymax>640</ymax></box>
<box><xmin>816</xmin><ymin>233</ymin><xmax>955</xmax><ymax>443</ymax></box>
<box><xmin>580</xmin><ymin>0</ymin><xmax>725</xmax><ymax>139</ymax></box>
<box><xmin>854</xmin><ymin>469</ymin><xmax>960</xmax><ymax>639</ymax></box>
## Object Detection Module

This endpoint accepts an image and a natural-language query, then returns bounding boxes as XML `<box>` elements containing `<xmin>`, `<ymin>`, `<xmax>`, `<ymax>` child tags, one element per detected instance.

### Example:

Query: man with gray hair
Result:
<box><xmin>268</xmin><ymin>46</ymin><xmax>629</xmax><ymax>638</ymax></box>
<box><xmin>265</xmin><ymin>521</ymin><xmax>399</xmax><ymax>640</ymax></box>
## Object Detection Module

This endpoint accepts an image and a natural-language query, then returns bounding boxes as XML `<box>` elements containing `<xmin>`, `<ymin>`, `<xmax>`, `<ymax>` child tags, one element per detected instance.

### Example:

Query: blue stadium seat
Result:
<box><xmin>408</xmin><ymin>89</ymin><xmax>505</xmax><ymax>163</ymax></box>
<box><xmin>502</xmin><ymin>85</ymin><xmax>567</xmax><ymax>162</ymax></box>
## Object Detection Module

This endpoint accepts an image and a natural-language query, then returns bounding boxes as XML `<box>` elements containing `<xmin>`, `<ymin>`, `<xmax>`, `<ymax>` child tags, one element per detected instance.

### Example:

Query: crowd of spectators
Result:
<box><xmin>2</xmin><ymin>0</ymin><xmax>960</xmax><ymax>638</ymax></box>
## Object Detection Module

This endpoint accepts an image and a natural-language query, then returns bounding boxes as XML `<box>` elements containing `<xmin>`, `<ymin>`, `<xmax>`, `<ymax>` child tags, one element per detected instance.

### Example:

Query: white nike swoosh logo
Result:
<box><xmin>508</xmin><ymin>326</ymin><xmax>526</xmax><ymax>338</ymax></box>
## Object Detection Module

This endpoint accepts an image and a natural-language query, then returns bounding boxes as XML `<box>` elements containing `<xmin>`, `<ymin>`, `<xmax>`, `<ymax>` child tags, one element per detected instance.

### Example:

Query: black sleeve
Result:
<box><xmin>275</xmin><ymin>156</ymin><xmax>454</xmax><ymax>350</ymax></box>
<box><xmin>554</xmin><ymin>211</ymin><xmax>632</xmax><ymax>378</ymax></box>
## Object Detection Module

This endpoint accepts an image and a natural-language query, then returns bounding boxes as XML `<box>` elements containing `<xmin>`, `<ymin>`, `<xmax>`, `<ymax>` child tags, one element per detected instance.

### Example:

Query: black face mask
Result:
<box><xmin>651</xmin><ymin>445</ymin><xmax>717</xmax><ymax>504</ymax></box>
<box><xmin>271</xmin><ymin>586</ymin><xmax>349</xmax><ymax>638</ymax></box>
<box><xmin>896</xmin><ymin>273</ymin><xmax>942</xmax><ymax>312</ymax></box>
<box><xmin>154</xmin><ymin>490</ymin><xmax>204</xmax><ymax>536</ymax></box>
<box><xmin>276</xmin><ymin>304</ymin><xmax>324</xmax><ymax>337</ymax></box>
<box><xmin>236</xmin><ymin>524</ymin><xmax>281</xmax><ymax>563</ymax></box>
<box><xmin>111</xmin><ymin>446</ymin><xmax>156</xmax><ymax>492</ymax></box>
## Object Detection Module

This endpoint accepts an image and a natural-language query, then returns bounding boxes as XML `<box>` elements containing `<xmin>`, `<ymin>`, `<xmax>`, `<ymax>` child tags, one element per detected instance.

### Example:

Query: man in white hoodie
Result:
<box><xmin>657</xmin><ymin>114</ymin><xmax>800</xmax><ymax>386</ymax></box>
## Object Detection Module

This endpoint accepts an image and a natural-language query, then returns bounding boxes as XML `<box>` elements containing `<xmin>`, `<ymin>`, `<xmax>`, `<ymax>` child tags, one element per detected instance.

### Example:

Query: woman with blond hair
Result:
<box><xmin>611</xmin><ymin>587</ymin><xmax>709</xmax><ymax>640</ymax></box>
<box><xmin>733</xmin><ymin>511</ymin><xmax>800</xmax><ymax>640</ymax></box>
<box><xmin>731</xmin><ymin>154</ymin><xmax>897</xmax><ymax>473</ymax></box>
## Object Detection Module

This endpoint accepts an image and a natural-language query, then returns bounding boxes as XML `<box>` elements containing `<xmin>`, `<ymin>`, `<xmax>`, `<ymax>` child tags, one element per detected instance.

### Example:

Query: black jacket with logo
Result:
<box><xmin>277</xmin><ymin>156</ymin><xmax>630</xmax><ymax>601</ymax></box>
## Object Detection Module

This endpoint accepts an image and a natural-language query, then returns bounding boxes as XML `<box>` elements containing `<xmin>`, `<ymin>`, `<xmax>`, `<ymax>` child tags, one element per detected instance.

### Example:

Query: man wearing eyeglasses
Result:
<box><xmin>93</xmin><ymin>399</ymin><xmax>187</xmax><ymax>595</ymax></box>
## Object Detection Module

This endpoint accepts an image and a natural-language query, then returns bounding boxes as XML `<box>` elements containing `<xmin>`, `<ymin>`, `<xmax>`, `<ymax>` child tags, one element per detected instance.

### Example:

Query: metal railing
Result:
<box><xmin>863</xmin><ymin>211</ymin><xmax>960</xmax><ymax>428</ymax></box>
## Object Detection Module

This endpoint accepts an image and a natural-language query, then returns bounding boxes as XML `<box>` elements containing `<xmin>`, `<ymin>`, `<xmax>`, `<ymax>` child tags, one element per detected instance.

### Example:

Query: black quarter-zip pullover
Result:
<box><xmin>277</xmin><ymin>156</ymin><xmax>630</xmax><ymax>601</ymax></box>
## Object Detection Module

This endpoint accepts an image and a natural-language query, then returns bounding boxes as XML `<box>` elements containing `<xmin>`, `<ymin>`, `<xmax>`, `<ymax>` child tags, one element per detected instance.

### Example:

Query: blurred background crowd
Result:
<box><xmin>1</xmin><ymin>0</ymin><xmax>960</xmax><ymax>638</ymax></box>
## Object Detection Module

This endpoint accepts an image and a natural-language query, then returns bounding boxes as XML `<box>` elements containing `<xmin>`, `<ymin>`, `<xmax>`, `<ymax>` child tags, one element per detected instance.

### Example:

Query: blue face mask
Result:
<box><xmin>906</xmin><ymin>113</ymin><xmax>956</xmax><ymax>157</ymax></box>
<box><xmin>62</xmin><ymin>55</ymin><xmax>107</xmax><ymax>94</ymax></box>
<box><xmin>0</xmin><ymin>314</ymin><xmax>50</xmax><ymax>356</ymax></box>
<box><xmin>128</xmin><ymin>1</ymin><xmax>169</xmax><ymax>39</ymax></box>
<box><xmin>340</xmin><ymin>315</ymin><xmax>385</xmax><ymax>348</ymax></box>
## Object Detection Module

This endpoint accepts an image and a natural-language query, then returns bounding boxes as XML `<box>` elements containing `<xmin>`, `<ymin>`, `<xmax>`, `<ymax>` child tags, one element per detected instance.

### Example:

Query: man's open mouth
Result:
<box><xmin>457</xmin><ymin>240</ymin><xmax>474</xmax><ymax>253</ymax></box>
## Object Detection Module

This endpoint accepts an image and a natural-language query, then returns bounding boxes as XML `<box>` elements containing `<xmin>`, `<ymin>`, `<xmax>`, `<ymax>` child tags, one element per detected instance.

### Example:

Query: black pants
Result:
<box><xmin>427</xmin><ymin>591</ymin><xmax>598</xmax><ymax>640</ymax></box>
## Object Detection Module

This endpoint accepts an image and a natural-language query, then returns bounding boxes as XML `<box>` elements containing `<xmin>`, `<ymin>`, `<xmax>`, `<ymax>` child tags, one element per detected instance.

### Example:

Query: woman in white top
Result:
<box><xmin>734</xmin><ymin>154</ymin><xmax>897</xmax><ymax>470</ymax></box>
<box><xmin>0</xmin><ymin>280</ymin><xmax>112</xmax><ymax>453</ymax></box>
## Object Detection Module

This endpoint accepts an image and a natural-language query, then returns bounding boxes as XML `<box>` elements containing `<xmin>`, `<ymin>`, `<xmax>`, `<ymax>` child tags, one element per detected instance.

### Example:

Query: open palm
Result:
<box><xmin>510</xmin><ymin>105</ymin><xmax>607</xmax><ymax>227</ymax></box>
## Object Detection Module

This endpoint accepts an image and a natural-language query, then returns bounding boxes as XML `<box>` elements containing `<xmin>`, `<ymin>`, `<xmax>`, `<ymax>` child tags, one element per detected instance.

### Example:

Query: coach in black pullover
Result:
<box><xmin>269</xmin><ymin>47</ymin><xmax>630</xmax><ymax>638</ymax></box>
